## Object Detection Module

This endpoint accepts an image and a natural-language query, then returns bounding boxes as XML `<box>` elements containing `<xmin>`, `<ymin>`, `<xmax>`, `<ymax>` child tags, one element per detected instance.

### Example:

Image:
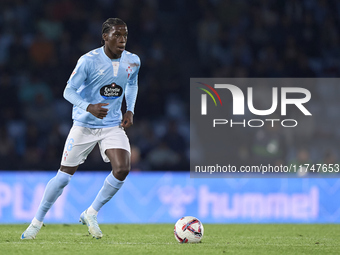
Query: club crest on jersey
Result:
<box><xmin>126</xmin><ymin>66</ymin><xmax>132</xmax><ymax>78</ymax></box>
<box><xmin>100</xmin><ymin>83</ymin><xmax>123</xmax><ymax>99</ymax></box>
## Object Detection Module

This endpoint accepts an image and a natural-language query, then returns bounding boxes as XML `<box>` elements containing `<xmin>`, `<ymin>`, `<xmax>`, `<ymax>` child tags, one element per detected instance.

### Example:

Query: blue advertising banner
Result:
<box><xmin>0</xmin><ymin>171</ymin><xmax>339</xmax><ymax>223</ymax></box>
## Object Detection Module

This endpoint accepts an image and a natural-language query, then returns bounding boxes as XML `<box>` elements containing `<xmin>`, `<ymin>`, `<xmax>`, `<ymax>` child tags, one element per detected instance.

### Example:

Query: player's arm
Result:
<box><xmin>63</xmin><ymin>57</ymin><xmax>108</xmax><ymax>119</ymax></box>
<box><xmin>121</xmin><ymin>58</ymin><xmax>140</xmax><ymax>128</ymax></box>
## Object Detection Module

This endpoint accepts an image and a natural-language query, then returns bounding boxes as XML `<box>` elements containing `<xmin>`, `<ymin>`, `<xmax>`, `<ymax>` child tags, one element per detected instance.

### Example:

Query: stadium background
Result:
<box><xmin>1</xmin><ymin>0</ymin><xmax>340</xmax><ymax>223</ymax></box>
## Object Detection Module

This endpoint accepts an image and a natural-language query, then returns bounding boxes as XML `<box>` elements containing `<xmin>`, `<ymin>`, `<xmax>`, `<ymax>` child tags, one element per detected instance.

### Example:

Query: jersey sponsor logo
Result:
<box><xmin>100</xmin><ymin>83</ymin><xmax>123</xmax><ymax>99</ymax></box>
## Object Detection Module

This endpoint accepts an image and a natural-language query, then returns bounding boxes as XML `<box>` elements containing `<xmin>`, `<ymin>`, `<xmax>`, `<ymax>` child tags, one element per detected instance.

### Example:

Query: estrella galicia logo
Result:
<box><xmin>100</xmin><ymin>83</ymin><xmax>123</xmax><ymax>99</ymax></box>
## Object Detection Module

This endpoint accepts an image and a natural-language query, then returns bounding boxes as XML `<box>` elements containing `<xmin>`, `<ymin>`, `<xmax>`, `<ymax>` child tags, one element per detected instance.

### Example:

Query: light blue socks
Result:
<box><xmin>35</xmin><ymin>170</ymin><xmax>72</xmax><ymax>222</ymax></box>
<box><xmin>91</xmin><ymin>172</ymin><xmax>124</xmax><ymax>212</ymax></box>
<box><xmin>34</xmin><ymin>171</ymin><xmax>122</xmax><ymax>223</ymax></box>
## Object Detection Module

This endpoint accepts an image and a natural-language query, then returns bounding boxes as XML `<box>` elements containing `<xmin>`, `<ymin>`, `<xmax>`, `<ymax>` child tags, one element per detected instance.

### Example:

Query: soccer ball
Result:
<box><xmin>174</xmin><ymin>216</ymin><xmax>204</xmax><ymax>243</ymax></box>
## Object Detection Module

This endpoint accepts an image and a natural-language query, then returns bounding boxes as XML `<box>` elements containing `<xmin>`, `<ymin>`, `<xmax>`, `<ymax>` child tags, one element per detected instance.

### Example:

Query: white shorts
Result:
<box><xmin>61</xmin><ymin>125</ymin><xmax>130</xmax><ymax>167</ymax></box>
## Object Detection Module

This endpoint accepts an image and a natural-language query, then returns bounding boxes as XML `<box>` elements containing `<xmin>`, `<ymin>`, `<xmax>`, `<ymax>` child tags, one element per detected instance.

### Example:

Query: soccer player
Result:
<box><xmin>21</xmin><ymin>18</ymin><xmax>140</xmax><ymax>239</ymax></box>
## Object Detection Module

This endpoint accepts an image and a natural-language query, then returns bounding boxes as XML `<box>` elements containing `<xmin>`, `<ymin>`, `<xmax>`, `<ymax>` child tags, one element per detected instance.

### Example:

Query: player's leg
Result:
<box><xmin>80</xmin><ymin>126</ymin><xmax>130</xmax><ymax>239</ymax></box>
<box><xmin>33</xmin><ymin>165</ymin><xmax>78</xmax><ymax>223</ymax></box>
<box><xmin>20</xmin><ymin>167</ymin><xmax>76</xmax><ymax>240</ymax></box>
<box><xmin>106</xmin><ymin>148</ymin><xmax>130</xmax><ymax>180</ymax></box>
<box><xmin>91</xmin><ymin>148</ymin><xmax>130</xmax><ymax>211</ymax></box>
<box><xmin>21</xmin><ymin>126</ymin><xmax>97</xmax><ymax>239</ymax></box>
<box><xmin>80</xmin><ymin>149</ymin><xmax>129</xmax><ymax>239</ymax></box>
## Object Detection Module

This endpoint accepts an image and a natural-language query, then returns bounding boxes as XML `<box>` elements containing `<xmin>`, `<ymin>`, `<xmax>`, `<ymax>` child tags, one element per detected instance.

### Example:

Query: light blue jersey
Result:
<box><xmin>64</xmin><ymin>46</ymin><xmax>140</xmax><ymax>128</ymax></box>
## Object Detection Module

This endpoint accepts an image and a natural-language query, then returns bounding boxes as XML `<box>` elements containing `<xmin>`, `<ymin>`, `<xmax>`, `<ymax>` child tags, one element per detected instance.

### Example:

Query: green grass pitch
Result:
<box><xmin>1</xmin><ymin>224</ymin><xmax>340</xmax><ymax>255</ymax></box>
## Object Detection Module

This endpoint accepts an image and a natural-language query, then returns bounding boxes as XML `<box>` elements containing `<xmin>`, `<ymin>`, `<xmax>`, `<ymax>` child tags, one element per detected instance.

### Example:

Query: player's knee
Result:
<box><xmin>55</xmin><ymin>171</ymin><xmax>72</xmax><ymax>188</ymax></box>
<box><xmin>112</xmin><ymin>164</ymin><xmax>130</xmax><ymax>180</ymax></box>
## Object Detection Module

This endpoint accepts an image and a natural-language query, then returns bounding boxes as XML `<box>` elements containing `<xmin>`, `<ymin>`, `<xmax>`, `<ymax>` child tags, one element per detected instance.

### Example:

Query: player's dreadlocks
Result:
<box><xmin>101</xmin><ymin>18</ymin><xmax>127</xmax><ymax>44</ymax></box>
